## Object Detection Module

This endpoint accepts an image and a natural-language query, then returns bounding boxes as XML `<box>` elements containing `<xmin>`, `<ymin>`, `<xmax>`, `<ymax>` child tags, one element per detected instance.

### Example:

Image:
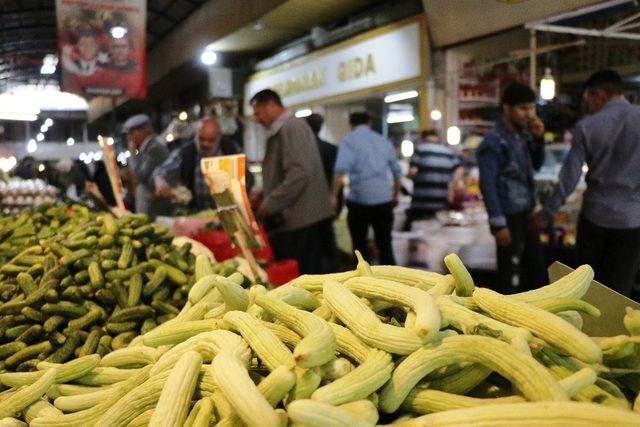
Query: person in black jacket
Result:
<box><xmin>153</xmin><ymin>117</ymin><xmax>241</xmax><ymax>210</ymax></box>
<box><xmin>306</xmin><ymin>113</ymin><xmax>339</xmax><ymax>273</ymax></box>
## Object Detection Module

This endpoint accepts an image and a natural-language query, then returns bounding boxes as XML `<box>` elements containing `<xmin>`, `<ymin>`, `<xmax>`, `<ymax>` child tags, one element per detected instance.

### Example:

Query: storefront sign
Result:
<box><xmin>56</xmin><ymin>0</ymin><xmax>147</xmax><ymax>99</ymax></box>
<box><xmin>245</xmin><ymin>20</ymin><xmax>422</xmax><ymax>110</ymax></box>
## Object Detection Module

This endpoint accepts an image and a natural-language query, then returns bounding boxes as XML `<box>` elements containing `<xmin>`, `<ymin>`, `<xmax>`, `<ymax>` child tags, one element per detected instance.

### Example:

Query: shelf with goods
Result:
<box><xmin>449</xmin><ymin>63</ymin><xmax>502</xmax><ymax>144</ymax></box>
<box><xmin>446</xmin><ymin>54</ymin><xmax>531</xmax><ymax>146</ymax></box>
<box><xmin>0</xmin><ymin>202</ymin><xmax>639</xmax><ymax>424</ymax></box>
<box><xmin>457</xmin><ymin>79</ymin><xmax>500</xmax><ymax>133</ymax></box>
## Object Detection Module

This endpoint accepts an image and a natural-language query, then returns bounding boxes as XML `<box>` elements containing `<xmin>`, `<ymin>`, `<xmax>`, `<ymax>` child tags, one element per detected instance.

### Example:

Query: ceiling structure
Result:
<box><xmin>206</xmin><ymin>0</ymin><xmax>384</xmax><ymax>54</ymax></box>
<box><xmin>0</xmin><ymin>0</ymin><xmax>211</xmax><ymax>93</ymax></box>
<box><xmin>88</xmin><ymin>0</ymin><xmax>392</xmax><ymax>121</ymax></box>
<box><xmin>3</xmin><ymin>0</ymin><xmax>636</xmax><ymax>122</ymax></box>
<box><xmin>0</xmin><ymin>0</ymin><xmax>386</xmax><ymax>100</ymax></box>
<box><xmin>422</xmin><ymin>0</ymin><xmax>605</xmax><ymax>47</ymax></box>
<box><xmin>0</xmin><ymin>0</ymin><xmax>57</xmax><ymax>92</ymax></box>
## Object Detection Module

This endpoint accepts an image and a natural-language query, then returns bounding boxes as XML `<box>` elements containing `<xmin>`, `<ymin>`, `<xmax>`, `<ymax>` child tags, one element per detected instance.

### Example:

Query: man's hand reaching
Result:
<box><xmin>154</xmin><ymin>176</ymin><xmax>171</xmax><ymax>198</ymax></box>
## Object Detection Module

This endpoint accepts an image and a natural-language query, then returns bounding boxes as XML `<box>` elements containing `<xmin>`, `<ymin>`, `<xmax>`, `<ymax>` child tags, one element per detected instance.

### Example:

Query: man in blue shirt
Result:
<box><xmin>534</xmin><ymin>70</ymin><xmax>640</xmax><ymax>297</ymax></box>
<box><xmin>333</xmin><ymin>112</ymin><xmax>402</xmax><ymax>265</ymax></box>
<box><xmin>477</xmin><ymin>83</ymin><xmax>546</xmax><ymax>293</ymax></box>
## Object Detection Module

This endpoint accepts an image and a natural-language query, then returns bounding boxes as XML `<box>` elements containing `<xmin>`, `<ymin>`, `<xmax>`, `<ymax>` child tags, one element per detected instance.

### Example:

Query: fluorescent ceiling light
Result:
<box><xmin>40</xmin><ymin>64</ymin><xmax>56</xmax><ymax>75</ymax></box>
<box><xmin>386</xmin><ymin>113</ymin><xmax>414</xmax><ymax>124</ymax></box>
<box><xmin>384</xmin><ymin>90</ymin><xmax>419</xmax><ymax>104</ymax></box>
<box><xmin>27</xmin><ymin>139</ymin><xmax>37</xmax><ymax>153</ymax></box>
<box><xmin>295</xmin><ymin>108</ymin><xmax>312</xmax><ymax>118</ymax></box>
<box><xmin>9</xmin><ymin>84</ymin><xmax>87</xmax><ymax>112</ymax></box>
<box><xmin>0</xmin><ymin>91</ymin><xmax>41</xmax><ymax>121</ymax></box>
<box><xmin>0</xmin><ymin>113</ymin><xmax>38</xmax><ymax>121</ymax></box>
<box><xmin>40</xmin><ymin>54</ymin><xmax>58</xmax><ymax>75</ymax></box>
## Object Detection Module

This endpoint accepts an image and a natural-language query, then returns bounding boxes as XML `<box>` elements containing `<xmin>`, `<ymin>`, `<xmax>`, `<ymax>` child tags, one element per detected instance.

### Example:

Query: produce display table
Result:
<box><xmin>393</xmin><ymin>205</ymin><xmax>494</xmax><ymax>272</ymax></box>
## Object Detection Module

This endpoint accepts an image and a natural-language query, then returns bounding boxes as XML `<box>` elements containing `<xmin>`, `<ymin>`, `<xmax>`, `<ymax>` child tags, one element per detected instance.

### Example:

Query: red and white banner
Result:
<box><xmin>56</xmin><ymin>0</ymin><xmax>147</xmax><ymax>99</ymax></box>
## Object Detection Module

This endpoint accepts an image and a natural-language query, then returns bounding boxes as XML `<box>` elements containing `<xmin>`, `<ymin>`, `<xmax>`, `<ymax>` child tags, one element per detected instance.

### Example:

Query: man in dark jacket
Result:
<box><xmin>250</xmin><ymin>89</ymin><xmax>334</xmax><ymax>274</ymax></box>
<box><xmin>306</xmin><ymin>113</ymin><xmax>337</xmax><ymax>186</ymax></box>
<box><xmin>124</xmin><ymin>114</ymin><xmax>171</xmax><ymax>219</ymax></box>
<box><xmin>306</xmin><ymin>113</ymin><xmax>339</xmax><ymax>273</ymax></box>
<box><xmin>153</xmin><ymin>117</ymin><xmax>240</xmax><ymax>210</ymax></box>
<box><xmin>477</xmin><ymin>83</ymin><xmax>546</xmax><ymax>293</ymax></box>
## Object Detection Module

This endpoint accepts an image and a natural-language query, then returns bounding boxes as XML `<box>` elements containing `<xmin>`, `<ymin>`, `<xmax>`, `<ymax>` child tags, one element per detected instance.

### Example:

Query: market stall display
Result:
<box><xmin>0</xmin><ymin>203</ymin><xmax>247</xmax><ymax>368</ymax></box>
<box><xmin>0</xmin><ymin>231</ymin><xmax>639</xmax><ymax>425</ymax></box>
<box><xmin>0</xmin><ymin>180</ymin><xmax>58</xmax><ymax>214</ymax></box>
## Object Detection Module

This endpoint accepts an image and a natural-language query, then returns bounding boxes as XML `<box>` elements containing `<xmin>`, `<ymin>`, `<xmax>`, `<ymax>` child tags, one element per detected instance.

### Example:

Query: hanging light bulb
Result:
<box><xmin>540</xmin><ymin>68</ymin><xmax>556</xmax><ymax>101</ymax></box>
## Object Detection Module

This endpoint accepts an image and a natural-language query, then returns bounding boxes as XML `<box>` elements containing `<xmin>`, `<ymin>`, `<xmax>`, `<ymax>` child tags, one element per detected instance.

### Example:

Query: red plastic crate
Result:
<box><xmin>191</xmin><ymin>225</ymin><xmax>274</xmax><ymax>263</ymax></box>
<box><xmin>265</xmin><ymin>259</ymin><xmax>299</xmax><ymax>286</ymax></box>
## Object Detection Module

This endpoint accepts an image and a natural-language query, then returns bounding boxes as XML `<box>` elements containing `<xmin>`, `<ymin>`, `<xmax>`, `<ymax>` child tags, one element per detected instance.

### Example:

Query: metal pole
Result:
<box><xmin>83</xmin><ymin>121</ymin><xmax>89</xmax><ymax>142</ymax></box>
<box><xmin>528</xmin><ymin>23</ymin><xmax>640</xmax><ymax>41</ymax></box>
<box><xmin>382</xmin><ymin>98</ymin><xmax>388</xmax><ymax>139</ymax></box>
<box><xmin>530</xmin><ymin>29</ymin><xmax>537</xmax><ymax>89</ymax></box>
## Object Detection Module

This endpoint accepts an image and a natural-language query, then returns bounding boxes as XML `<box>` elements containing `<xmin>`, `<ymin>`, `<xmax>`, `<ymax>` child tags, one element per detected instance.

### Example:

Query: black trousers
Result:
<box><xmin>403</xmin><ymin>207</ymin><xmax>437</xmax><ymax>231</ymax></box>
<box><xmin>576</xmin><ymin>216</ymin><xmax>640</xmax><ymax>297</ymax></box>
<box><xmin>318</xmin><ymin>218</ymin><xmax>338</xmax><ymax>273</ymax></box>
<box><xmin>496</xmin><ymin>211</ymin><xmax>546</xmax><ymax>294</ymax></box>
<box><xmin>347</xmin><ymin>201</ymin><xmax>395</xmax><ymax>265</ymax></box>
<box><xmin>269</xmin><ymin>221</ymin><xmax>324</xmax><ymax>275</ymax></box>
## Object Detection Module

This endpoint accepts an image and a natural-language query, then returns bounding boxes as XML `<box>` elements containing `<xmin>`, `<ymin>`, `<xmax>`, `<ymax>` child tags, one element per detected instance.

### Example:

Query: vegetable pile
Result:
<box><xmin>0</xmin><ymin>206</ymin><xmax>639</xmax><ymax>425</ymax></box>
<box><xmin>0</xmin><ymin>203</ymin><xmax>241</xmax><ymax>369</ymax></box>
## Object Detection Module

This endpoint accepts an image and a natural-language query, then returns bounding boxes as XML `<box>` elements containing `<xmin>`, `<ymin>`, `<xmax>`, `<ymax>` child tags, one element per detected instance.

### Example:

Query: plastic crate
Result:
<box><xmin>191</xmin><ymin>225</ymin><xmax>274</xmax><ymax>263</ymax></box>
<box><xmin>265</xmin><ymin>259</ymin><xmax>299</xmax><ymax>286</ymax></box>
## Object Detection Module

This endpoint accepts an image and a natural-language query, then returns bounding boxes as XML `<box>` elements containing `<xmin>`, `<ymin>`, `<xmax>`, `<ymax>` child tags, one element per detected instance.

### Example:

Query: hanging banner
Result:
<box><xmin>56</xmin><ymin>0</ymin><xmax>147</xmax><ymax>99</ymax></box>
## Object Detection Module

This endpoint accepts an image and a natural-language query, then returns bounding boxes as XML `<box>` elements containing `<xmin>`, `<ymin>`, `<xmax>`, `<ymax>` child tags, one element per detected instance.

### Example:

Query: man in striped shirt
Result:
<box><xmin>405</xmin><ymin>130</ymin><xmax>463</xmax><ymax>230</ymax></box>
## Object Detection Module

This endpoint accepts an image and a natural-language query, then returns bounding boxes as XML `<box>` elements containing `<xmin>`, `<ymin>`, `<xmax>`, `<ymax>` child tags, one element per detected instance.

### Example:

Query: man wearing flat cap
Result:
<box><xmin>123</xmin><ymin>114</ymin><xmax>171</xmax><ymax>218</ymax></box>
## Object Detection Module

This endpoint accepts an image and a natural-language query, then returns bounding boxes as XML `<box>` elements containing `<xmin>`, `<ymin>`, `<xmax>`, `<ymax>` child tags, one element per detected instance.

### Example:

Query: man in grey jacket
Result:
<box><xmin>250</xmin><ymin>89</ymin><xmax>334</xmax><ymax>274</ymax></box>
<box><xmin>123</xmin><ymin>114</ymin><xmax>171</xmax><ymax>219</ymax></box>
<box><xmin>534</xmin><ymin>70</ymin><xmax>640</xmax><ymax>297</ymax></box>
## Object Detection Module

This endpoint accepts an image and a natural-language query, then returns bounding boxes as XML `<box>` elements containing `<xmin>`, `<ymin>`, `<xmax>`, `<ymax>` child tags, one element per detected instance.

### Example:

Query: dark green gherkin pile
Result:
<box><xmin>0</xmin><ymin>203</ymin><xmax>236</xmax><ymax>371</ymax></box>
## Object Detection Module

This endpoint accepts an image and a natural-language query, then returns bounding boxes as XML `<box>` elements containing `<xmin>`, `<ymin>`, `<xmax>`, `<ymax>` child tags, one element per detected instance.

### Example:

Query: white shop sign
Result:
<box><xmin>244</xmin><ymin>21</ymin><xmax>422</xmax><ymax>112</ymax></box>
